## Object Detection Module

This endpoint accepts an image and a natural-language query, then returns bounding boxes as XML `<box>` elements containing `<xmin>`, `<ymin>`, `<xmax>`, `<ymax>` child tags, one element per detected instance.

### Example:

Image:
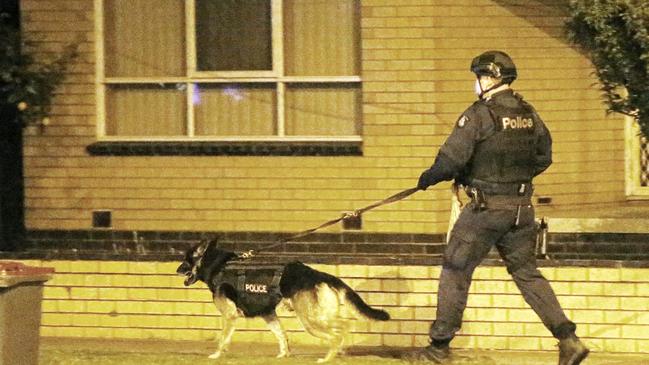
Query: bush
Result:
<box><xmin>0</xmin><ymin>12</ymin><xmax>76</xmax><ymax>127</ymax></box>
<box><xmin>565</xmin><ymin>0</ymin><xmax>649</xmax><ymax>138</ymax></box>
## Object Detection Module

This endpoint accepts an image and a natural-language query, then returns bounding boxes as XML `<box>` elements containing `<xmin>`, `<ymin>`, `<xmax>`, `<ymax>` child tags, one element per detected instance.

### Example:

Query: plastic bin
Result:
<box><xmin>0</xmin><ymin>261</ymin><xmax>54</xmax><ymax>365</ymax></box>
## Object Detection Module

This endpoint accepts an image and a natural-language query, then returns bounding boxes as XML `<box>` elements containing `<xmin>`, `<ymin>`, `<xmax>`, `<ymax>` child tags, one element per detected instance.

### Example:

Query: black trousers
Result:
<box><xmin>429</xmin><ymin>200</ymin><xmax>574</xmax><ymax>343</ymax></box>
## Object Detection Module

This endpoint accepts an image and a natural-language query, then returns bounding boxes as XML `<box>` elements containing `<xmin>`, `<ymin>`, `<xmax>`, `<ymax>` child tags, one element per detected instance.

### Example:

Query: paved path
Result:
<box><xmin>41</xmin><ymin>337</ymin><xmax>649</xmax><ymax>364</ymax></box>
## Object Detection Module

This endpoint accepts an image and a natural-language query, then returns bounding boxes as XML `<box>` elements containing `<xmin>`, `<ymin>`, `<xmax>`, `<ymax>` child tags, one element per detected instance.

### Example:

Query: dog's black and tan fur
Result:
<box><xmin>177</xmin><ymin>240</ymin><xmax>390</xmax><ymax>363</ymax></box>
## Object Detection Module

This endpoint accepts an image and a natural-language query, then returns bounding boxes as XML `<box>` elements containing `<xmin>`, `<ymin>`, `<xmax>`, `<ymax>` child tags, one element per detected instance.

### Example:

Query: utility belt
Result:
<box><xmin>465</xmin><ymin>180</ymin><xmax>533</xmax><ymax>226</ymax></box>
<box><xmin>466</xmin><ymin>189</ymin><xmax>532</xmax><ymax>209</ymax></box>
<box><xmin>469</xmin><ymin>179</ymin><xmax>533</xmax><ymax>197</ymax></box>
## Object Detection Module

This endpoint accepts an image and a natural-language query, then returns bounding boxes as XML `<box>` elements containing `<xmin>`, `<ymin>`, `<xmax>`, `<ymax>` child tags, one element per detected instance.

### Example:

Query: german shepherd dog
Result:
<box><xmin>177</xmin><ymin>240</ymin><xmax>390</xmax><ymax>363</ymax></box>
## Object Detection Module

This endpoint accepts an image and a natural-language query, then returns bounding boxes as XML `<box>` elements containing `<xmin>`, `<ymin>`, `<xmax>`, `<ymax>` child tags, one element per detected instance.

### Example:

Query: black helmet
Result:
<box><xmin>470</xmin><ymin>51</ymin><xmax>517</xmax><ymax>84</ymax></box>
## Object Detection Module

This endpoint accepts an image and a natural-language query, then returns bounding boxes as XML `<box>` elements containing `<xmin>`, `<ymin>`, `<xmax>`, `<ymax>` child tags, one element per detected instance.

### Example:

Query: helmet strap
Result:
<box><xmin>477</xmin><ymin>76</ymin><xmax>505</xmax><ymax>99</ymax></box>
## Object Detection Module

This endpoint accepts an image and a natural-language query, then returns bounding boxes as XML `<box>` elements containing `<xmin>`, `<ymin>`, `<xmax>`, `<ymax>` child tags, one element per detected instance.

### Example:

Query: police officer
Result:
<box><xmin>406</xmin><ymin>51</ymin><xmax>589</xmax><ymax>365</ymax></box>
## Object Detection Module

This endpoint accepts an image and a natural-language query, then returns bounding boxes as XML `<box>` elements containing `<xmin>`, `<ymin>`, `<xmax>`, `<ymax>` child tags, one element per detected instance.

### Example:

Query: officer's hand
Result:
<box><xmin>417</xmin><ymin>169</ymin><xmax>434</xmax><ymax>191</ymax></box>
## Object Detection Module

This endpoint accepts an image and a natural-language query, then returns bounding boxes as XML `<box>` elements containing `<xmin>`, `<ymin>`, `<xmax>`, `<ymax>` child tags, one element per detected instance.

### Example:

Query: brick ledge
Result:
<box><xmin>86</xmin><ymin>141</ymin><xmax>363</xmax><ymax>156</ymax></box>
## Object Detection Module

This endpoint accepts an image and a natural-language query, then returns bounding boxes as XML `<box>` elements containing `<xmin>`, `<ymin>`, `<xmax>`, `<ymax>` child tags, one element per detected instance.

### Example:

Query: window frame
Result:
<box><xmin>624</xmin><ymin>116</ymin><xmax>649</xmax><ymax>198</ymax></box>
<box><xmin>94</xmin><ymin>0</ymin><xmax>362</xmax><ymax>143</ymax></box>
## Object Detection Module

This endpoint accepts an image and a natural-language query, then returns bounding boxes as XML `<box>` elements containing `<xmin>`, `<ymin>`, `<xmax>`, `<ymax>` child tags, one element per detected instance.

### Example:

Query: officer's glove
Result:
<box><xmin>417</xmin><ymin>169</ymin><xmax>436</xmax><ymax>191</ymax></box>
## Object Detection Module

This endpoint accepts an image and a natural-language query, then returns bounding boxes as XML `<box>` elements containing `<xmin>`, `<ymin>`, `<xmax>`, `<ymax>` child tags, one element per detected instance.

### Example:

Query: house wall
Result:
<box><xmin>16</xmin><ymin>259</ymin><xmax>649</xmax><ymax>353</ymax></box>
<box><xmin>21</xmin><ymin>0</ymin><xmax>625</xmax><ymax>236</ymax></box>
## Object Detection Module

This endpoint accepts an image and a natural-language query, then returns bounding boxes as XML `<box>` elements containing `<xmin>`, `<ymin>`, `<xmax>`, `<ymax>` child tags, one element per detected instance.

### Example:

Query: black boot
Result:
<box><xmin>403</xmin><ymin>341</ymin><xmax>450</xmax><ymax>363</ymax></box>
<box><xmin>558</xmin><ymin>335</ymin><xmax>589</xmax><ymax>365</ymax></box>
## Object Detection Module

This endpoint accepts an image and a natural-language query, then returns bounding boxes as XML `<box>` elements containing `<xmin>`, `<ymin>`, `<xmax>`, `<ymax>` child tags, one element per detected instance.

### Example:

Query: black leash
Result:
<box><xmin>238</xmin><ymin>187</ymin><xmax>420</xmax><ymax>259</ymax></box>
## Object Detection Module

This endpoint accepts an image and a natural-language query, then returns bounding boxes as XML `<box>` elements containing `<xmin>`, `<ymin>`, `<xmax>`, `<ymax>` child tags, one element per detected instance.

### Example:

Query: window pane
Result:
<box><xmin>106</xmin><ymin>84</ymin><xmax>187</xmax><ymax>136</ymax></box>
<box><xmin>104</xmin><ymin>0</ymin><xmax>185</xmax><ymax>77</ymax></box>
<box><xmin>195</xmin><ymin>0</ymin><xmax>272</xmax><ymax>71</ymax></box>
<box><xmin>284</xmin><ymin>0</ymin><xmax>360</xmax><ymax>76</ymax></box>
<box><xmin>285</xmin><ymin>84</ymin><xmax>361</xmax><ymax>136</ymax></box>
<box><xmin>194</xmin><ymin>84</ymin><xmax>276</xmax><ymax>136</ymax></box>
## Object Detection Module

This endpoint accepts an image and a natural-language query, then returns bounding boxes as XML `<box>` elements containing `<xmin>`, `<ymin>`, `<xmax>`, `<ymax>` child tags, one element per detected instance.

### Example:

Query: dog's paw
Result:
<box><xmin>316</xmin><ymin>357</ymin><xmax>333</xmax><ymax>363</ymax></box>
<box><xmin>208</xmin><ymin>351</ymin><xmax>223</xmax><ymax>359</ymax></box>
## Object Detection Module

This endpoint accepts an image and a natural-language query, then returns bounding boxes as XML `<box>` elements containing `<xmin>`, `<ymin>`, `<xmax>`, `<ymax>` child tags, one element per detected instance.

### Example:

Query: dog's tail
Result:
<box><xmin>345</xmin><ymin>289</ymin><xmax>390</xmax><ymax>321</ymax></box>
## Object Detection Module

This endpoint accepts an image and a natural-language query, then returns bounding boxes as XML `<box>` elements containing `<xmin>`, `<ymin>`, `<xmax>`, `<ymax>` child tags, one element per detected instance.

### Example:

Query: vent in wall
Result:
<box><xmin>92</xmin><ymin>210</ymin><xmax>112</xmax><ymax>228</ymax></box>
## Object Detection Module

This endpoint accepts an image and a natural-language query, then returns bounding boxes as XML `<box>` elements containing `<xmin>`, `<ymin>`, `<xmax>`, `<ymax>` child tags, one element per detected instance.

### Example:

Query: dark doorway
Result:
<box><xmin>0</xmin><ymin>0</ymin><xmax>24</xmax><ymax>251</ymax></box>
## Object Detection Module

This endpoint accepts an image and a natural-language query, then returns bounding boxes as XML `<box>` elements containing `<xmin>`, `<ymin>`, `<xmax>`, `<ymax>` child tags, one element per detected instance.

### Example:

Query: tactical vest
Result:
<box><xmin>212</xmin><ymin>262</ymin><xmax>284</xmax><ymax>317</ymax></box>
<box><xmin>467</xmin><ymin>96</ymin><xmax>538</xmax><ymax>185</ymax></box>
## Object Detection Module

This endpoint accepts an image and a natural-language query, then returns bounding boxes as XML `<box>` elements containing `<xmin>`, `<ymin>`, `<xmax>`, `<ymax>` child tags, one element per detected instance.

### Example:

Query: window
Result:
<box><xmin>195</xmin><ymin>0</ymin><xmax>272</xmax><ymax>72</ymax></box>
<box><xmin>641</xmin><ymin>135</ymin><xmax>649</xmax><ymax>187</ymax></box>
<box><xmin>624</xmin><ymin>117</ymin><xmax>649</xmax><ymax>197</ymax></box>
<box><xmin>97</xmin><ymin>0</ymin><xmax>361</xmax><ymax>142</ymax></box>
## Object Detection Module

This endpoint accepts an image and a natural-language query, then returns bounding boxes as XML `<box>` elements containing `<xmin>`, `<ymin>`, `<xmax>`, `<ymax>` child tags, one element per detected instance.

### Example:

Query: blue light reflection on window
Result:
<box><xmin>222</xmin><ymin>85</ymin><xmax>244</xmax><ymax>101</ymax></box>
<box><xmin>193</xmin><ymin>84</ymin><xmax>246</xmax><ymax>105</ymax></box>
<box><xmin>192</xmin><ymin>84</ymin><xmax>201</xmax><ymax>105</ymax></box>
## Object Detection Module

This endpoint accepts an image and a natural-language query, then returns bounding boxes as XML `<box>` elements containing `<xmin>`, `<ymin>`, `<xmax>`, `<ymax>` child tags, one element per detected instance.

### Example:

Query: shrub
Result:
<box><xmin>0</xmin><ymin>12</ymin><xmax>76</xmax><ymax>127</ymax></box>
<box><xmin>565</xmin><ymin>0</ymin><xmax>649</xmax><ymax>137</ymax></box>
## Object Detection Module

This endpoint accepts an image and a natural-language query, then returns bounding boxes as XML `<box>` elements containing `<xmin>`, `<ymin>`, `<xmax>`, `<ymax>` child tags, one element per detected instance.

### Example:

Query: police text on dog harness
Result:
<box><xmin>245</xmin><ymin>283</ymin><xmax>268</xmax><ymax>294</ymax></box>
<box><xmin>213</xmin><ymin>263</ymin><xmax>284</xmax><ymax>317</ymax></box>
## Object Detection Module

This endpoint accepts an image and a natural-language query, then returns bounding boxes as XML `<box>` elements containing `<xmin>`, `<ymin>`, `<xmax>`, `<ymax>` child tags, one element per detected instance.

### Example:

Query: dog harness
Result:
<box><xmin>213</xmin><ymin>262</ymin><xmax>284</xmax><ymax>317</ymax></box>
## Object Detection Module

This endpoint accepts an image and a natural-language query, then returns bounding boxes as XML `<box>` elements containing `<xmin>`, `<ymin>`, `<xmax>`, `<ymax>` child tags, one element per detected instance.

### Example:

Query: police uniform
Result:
<box><xmin>428</xmin><ymin>88</ymin><xmax>576</xmax><ymax>344</ymax></box>
<box><xmin>411</xmin><ymin>51</ymin><xmax>587</xmax><ymax>365</ymax></box>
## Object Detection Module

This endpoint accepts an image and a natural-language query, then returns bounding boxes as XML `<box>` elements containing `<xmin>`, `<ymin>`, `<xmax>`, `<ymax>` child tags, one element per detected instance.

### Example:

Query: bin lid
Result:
<box><xmin>0</xmin><ymin>261</ymin><xmax>55</xmax><ymax>287</ymax></box>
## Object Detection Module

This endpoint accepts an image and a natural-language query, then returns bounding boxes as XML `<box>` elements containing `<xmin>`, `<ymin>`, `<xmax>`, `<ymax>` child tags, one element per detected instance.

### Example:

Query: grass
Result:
<box><xmin>39</xmin><ymin>349</ymin><xmax>407</xmax><ymax>365</ymax></box>
<box><xmin>39</xmin><ymin>339</ymin><xmax>645</xmax><ymax>365</ymax></box>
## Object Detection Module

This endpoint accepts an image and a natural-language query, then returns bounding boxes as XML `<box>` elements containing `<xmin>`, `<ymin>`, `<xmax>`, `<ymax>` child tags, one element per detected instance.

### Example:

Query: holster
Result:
<box><xmin>468</xmin><ymin>187</ymin><xmax>487</xmax><ymax>210</ymax></box>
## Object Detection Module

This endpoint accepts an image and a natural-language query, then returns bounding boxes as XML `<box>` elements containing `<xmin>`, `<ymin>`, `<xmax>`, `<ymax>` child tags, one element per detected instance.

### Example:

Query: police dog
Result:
<box><xmin>177</xmin><ymin>240</ymin><xmax>390</xmax><ymax>363</ymax></box>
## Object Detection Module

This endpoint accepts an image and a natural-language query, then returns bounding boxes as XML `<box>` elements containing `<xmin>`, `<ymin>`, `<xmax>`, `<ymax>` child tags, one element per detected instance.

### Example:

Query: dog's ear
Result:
<box><xmin>196</xmin><ymin>238</ymin><xmax>219</xmax><ymax>255</ymax></box>
<box><xmin>195</xmin><ymin>240</ymin><xmax>210</xmax><ymax>256</ymax></box>
<box><xmin>194</xmin><ymin>240</ymin><xmax>216</xmax><ymax>257</ymax></box>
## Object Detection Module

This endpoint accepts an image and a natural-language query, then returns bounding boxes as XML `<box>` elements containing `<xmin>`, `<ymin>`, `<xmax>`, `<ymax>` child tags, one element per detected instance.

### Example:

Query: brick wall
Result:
<box><xmin>360</xmin><ymin>0</ymin><xmax>626</xmax><ymax>220</ymax></box>
<box><xmin>20</xmin><ymin>0</ymin><xmax>626</xmax><ymax>236</ymax></box>
<box><xmin>15</xmin><ymin>259</ymin><xmax>649</xmax><ymax>354</ymax></box>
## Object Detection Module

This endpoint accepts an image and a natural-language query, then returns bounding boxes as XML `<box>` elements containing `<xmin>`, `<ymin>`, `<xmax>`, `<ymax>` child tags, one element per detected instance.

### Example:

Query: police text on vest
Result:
<box><xmin>502</xmin><ymin>116</ymin><xmax>533</xmax><ymax>130</ymax></box>
<box><xmin>245</xmin><ymin>283</ymin><xmax>268</xmax><ymax>294</ymax></box>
